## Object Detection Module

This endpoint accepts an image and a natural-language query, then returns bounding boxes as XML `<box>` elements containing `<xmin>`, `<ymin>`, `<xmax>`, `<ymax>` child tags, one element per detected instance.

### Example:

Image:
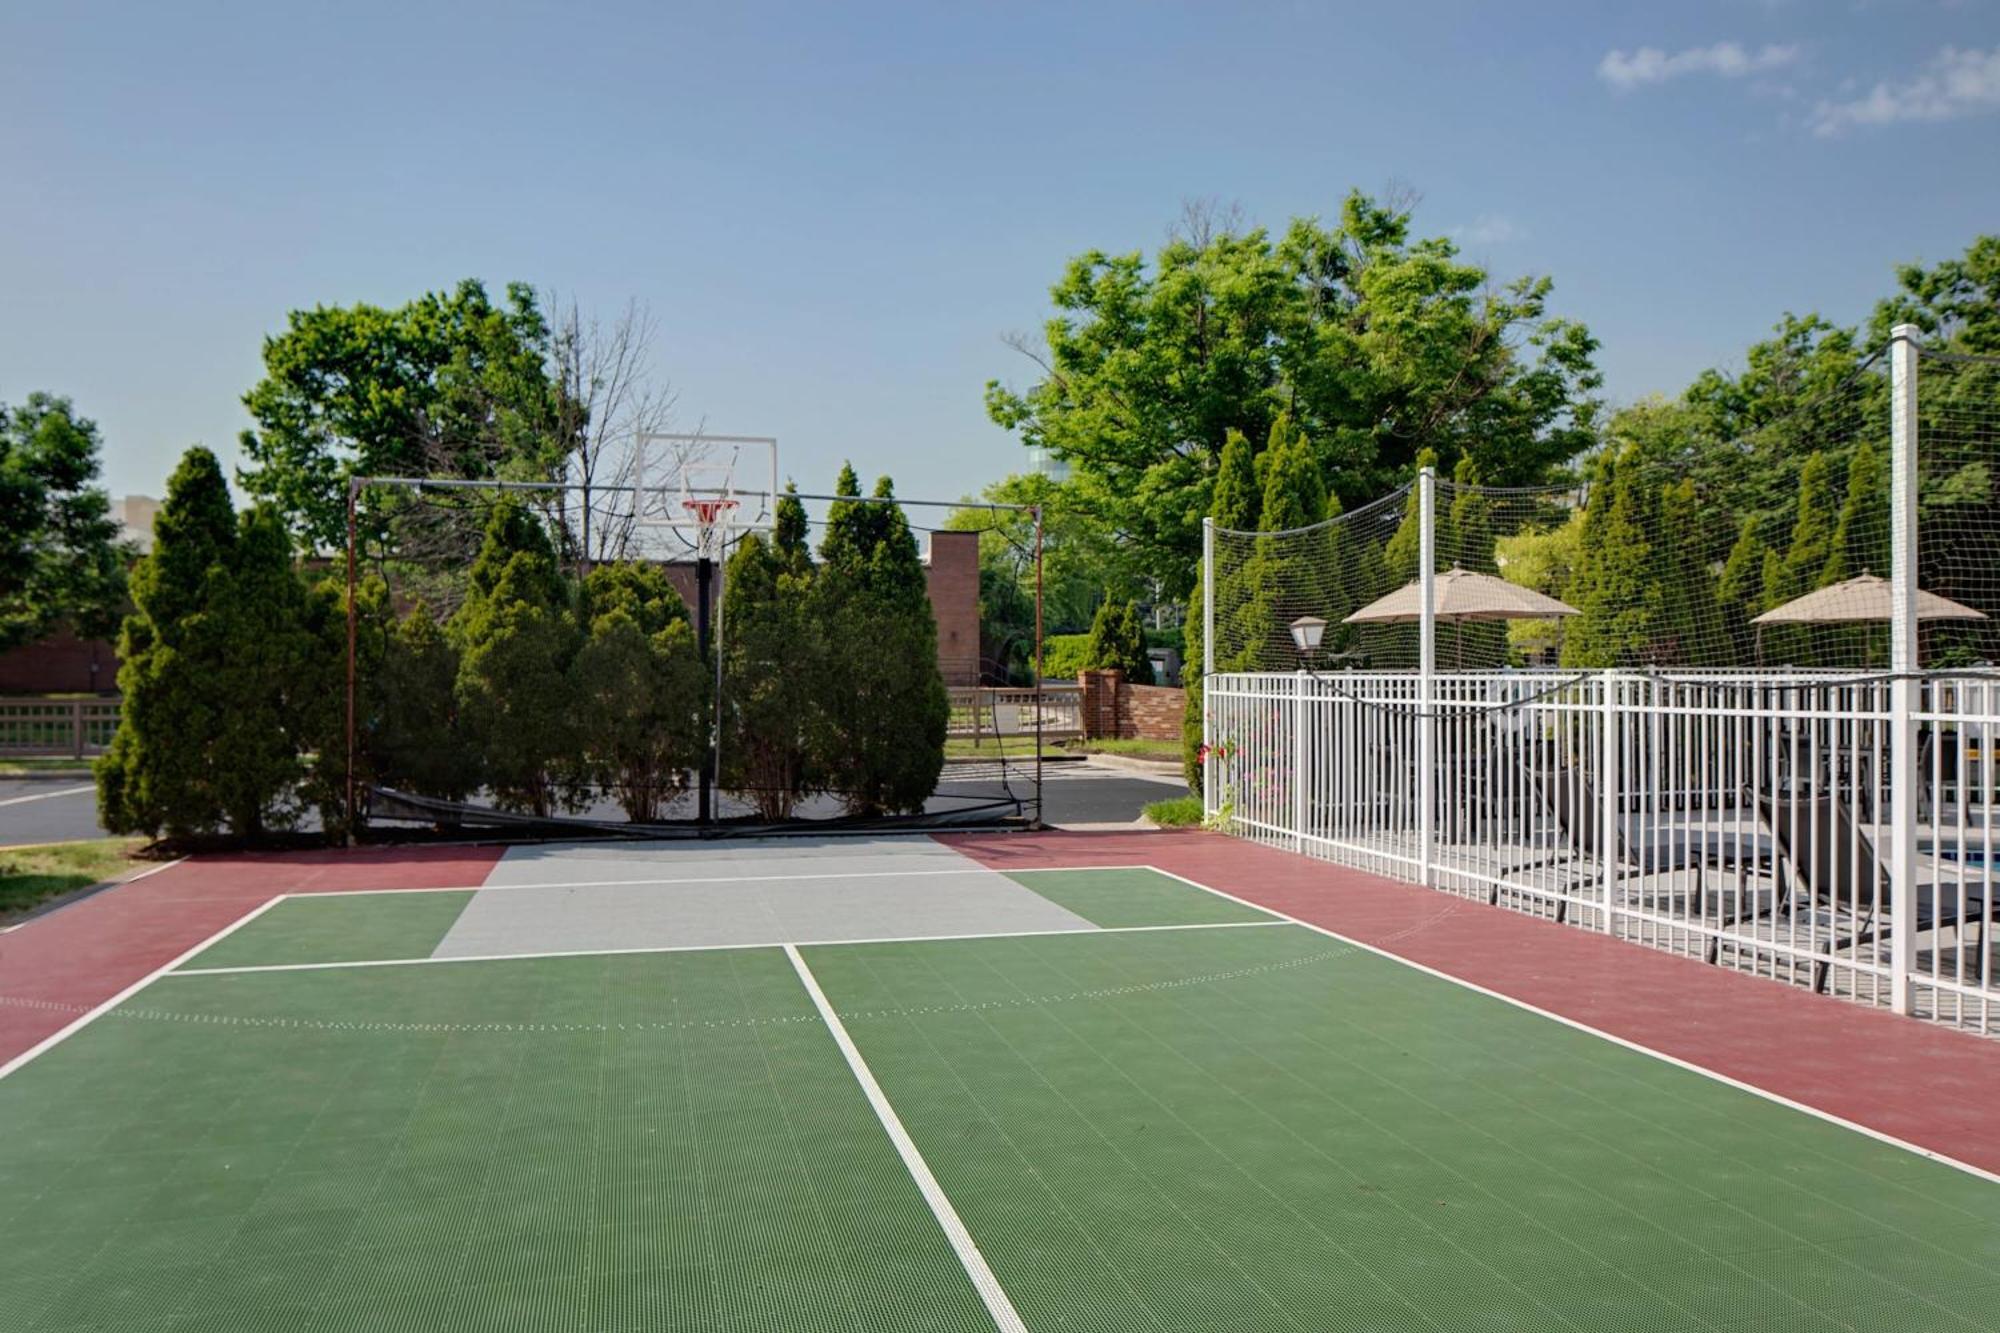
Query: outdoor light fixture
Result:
<box><xmin>1289</xmin><ymin>616</ymin><xmax>1328</xmax><ymax>657</ymax></box>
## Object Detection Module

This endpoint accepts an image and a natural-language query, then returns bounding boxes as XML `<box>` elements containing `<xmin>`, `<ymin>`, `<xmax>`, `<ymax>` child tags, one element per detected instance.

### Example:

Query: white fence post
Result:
<box><xmin>1417</xmin><ymin>466</ymin><xmax>1437</xmax><ymax>889</ymax></box>
<box><xmin>1293</xmin><ymin>670</ymin><xmax>1309</xmax><ymax>853</ymax></box>
<box><xmin>1889</xmin><ymin>325</ymin><xmax>1921</xmax><ymax>1015</ymax></box>
<box><xmin>1600</xmin><ymin>670</ymin><xmax>1619</xmax><ymax>933</ymax></box>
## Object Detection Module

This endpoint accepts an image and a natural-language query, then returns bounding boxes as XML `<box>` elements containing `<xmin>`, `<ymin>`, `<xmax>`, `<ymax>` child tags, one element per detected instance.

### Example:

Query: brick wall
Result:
<box><xmin>0</xmin><ymin>630</ymin><xmax>120</xmax><ymax>695</ymax></box>
<box><xmin>924</xmin><ymin>530</ymin><xmax>981</xmax><ymax>686</ymax></box>
<box><xmin>1078</xmin><ymin>668</ymin><xmax>1184</xmax><ymax>741</ymax></box>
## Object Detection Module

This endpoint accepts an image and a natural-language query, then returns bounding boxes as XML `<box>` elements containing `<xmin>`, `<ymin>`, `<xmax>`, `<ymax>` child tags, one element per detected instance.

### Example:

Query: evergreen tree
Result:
<box><xmin>1184</xmin><ymin>428</ymin><xmax>1264</xmax><ymax>787</ymax></box>
<box><xmin>1717</xmin><ymin>515</ymin><xmax>1768</xmax><ymax>664</ymax></box>
<box><xmin>1117</xmin><ymin>602</ymin><xmax>1155</xmax><ymax>684</ymax></box>
<box><xmin>1822</xmin><ymin>441</ymin><xmax>1886</xmax><ymax>583</ymax></box>
<box><xmin>375</xmin><ymin>601</ymin><xmax>472</xmax><ymax>800</ymax></box>
<box><xmin>97</xmin><ymin>449</ymin><xmax>312</xmax><ymax>837</ymax></box>
<box><xmin>1561</xmin><ymin>451</ymin><xmax>1658</xmax><ymax>667</ymax></box>
<box><xmin>572</xmin><ymin>562</ymin><xmax>705</xmax><ymax>822</ymax></box>
<box><xmin>1762</xmin><ymin>451</ymin><xmax>1838</xmax><ymax>664</ymax></box>
<box><xmin>813</xmin><ymin>472</ymin><xmax>949</xmax><ymax>816</ymax></box>
<box><xmin>1445</xmin><ymin>456</ymin><xmax>1505</xmax><ymax>666</ymax></box>
<box><xmin>451</xmin><ymin>498</ymin><xmax>577</xmax><ymax>816</ymax></box>
<box><xmin>1653</xmin><ymin>478</ymin><xmax>1725</xmax><ymax>665</ymax></box>
<box><xmin>1084</xmin><ymin>597</ymin><xmax>1154</xmax><ymax>682</ymax></box>
<box><xmin>721</xmin><ymin>531</ymin><xmax>823</xmax><ymax>819</ymax></box>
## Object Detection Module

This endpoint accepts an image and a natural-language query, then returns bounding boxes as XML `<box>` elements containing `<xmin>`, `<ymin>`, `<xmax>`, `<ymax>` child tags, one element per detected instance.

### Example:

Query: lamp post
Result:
<box><xmin>1289</xmin><ymin>616</ymin><xmax>1328</xmax><ymax>664</ymax></box>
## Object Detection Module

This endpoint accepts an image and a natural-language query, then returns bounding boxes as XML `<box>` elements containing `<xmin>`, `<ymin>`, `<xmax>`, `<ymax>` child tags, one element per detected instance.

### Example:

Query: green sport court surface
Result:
<box><xmin>3</xmin><ymin>848</ymin><xmax>1999</xmax><ymax>1332</ymax></box>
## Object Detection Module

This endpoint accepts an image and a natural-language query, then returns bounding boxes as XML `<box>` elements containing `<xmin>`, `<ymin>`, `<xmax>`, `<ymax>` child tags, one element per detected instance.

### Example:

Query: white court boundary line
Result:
<box><xmin>169</xmin><ymin>915</ymin><xmax>1288</xmax><ymax>976</ymax></box>
<box><xmin>0</xmin><ymin>784</ymin><xmax>94</xmax><ymax>808</ymax></box>
<box><xmin>785</xmin><ymin>943</ymin><xmax>1028</xmax><ymax>1333</ymax></box>
<box><xmin>1135</xmin><ymin>863</ymin><xmax>2000</xmax><ymax>1189</ymax></box>
<box><xmin>0</xmin><ymin>884</ymin><xmax>280</xmax><ymax>1081</ymax></box>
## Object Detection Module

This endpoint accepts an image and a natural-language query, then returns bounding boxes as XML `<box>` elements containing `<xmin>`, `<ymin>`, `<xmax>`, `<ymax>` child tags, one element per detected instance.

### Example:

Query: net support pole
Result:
<box><xmin>1202</xmin><ymin>517</ymin><xmax>1215</xmax><ymax>820</ymax></box>
<box><xmin>344</xmin><ymin>479</ymin><xmax>359</xmax><ymax>847</ymax></box>
<box><xmin>1033</xmin><ymin>504</ymin><xmax>1045</xmax><ymax>830</ymax></box>
<box><xmin>1888</xmin><ymin>324</ymin><xmax>1922</xmax><ymax>1014</ymax></box>
<box><xmin>1417</xmin><ymin>466</ymin><xmax>1436</xmax><ymax>889</ymax></box>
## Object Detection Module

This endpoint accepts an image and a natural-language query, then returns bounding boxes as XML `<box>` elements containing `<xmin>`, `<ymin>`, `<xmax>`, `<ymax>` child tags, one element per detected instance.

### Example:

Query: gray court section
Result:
<box><xmin>433</xmin><ymin>837</ymin><xmax>1097</xmax><ymax>957</ymax></box>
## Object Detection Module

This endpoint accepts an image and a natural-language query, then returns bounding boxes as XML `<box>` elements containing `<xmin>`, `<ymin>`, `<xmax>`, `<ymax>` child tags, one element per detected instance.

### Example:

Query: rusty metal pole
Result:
<box><xmin>345</xmin><ymin>479</ymin><xmax>359</xmax><ymax>846</ymax></box>
<box><xmin>1034</xmin><ymin>504</ymin><xmax>1045</xmax><ymax>829</ymax></box>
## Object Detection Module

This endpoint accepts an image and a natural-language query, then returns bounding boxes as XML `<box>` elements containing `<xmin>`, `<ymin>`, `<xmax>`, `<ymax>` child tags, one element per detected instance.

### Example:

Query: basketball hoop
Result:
<box><xmin>682</xmin><ymin>496</ymin><xmax>741</xmax><ymax>562</ymax></box>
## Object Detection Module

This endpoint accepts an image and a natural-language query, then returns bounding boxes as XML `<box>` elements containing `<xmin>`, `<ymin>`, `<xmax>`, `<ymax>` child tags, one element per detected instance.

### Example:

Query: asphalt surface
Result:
<box><xmin>0</xmin><ymin>778</ymin><xmax>103</xmax><ymax>847</ymax></box>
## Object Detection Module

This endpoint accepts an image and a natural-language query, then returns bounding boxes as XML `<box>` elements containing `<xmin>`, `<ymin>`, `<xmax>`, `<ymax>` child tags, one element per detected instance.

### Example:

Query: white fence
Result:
<box><xmin>1205</xmin><ymin>668</ymin><xmax>1998</xmax><ymax>1031</ymax></box>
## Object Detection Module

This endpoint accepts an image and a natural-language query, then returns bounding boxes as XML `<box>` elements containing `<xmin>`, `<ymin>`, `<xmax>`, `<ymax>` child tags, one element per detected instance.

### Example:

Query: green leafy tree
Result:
<box><xmin>572</xmin><ymin>562</ymin><xmax>705</xmax><ymax>822</ymax></box>
<box><xmin>450</xmin><ymin>499</ymin><xmax>576</xmax><ymax>816</ymax></box>
<box><xmin>239</xmin><ymin>280</ymin><xmax>570</xmax><ymax>552</ymax></box>
<box><xmin>945</xmin><ymin>471</ymin><xmax>1142</xmax><ymax>682</ymax></box>
<box><xmin>97</xmin><ymin>449</ymin><xmax>312</xmax><ymax>837</ymax></box>
<box><xmin>987</xmin><ymin>192</ymin><xmax>1599</xmax><ymax>594</ymax></box>
<box><xmin>0</xmin><ymin>393</ymin><xmax>128</xmax><ymax>652</ymax></box>
<box><xmin>814</xmin><ymin>470</ymin><xmax>949</xmax><ymax>816</ymax></box>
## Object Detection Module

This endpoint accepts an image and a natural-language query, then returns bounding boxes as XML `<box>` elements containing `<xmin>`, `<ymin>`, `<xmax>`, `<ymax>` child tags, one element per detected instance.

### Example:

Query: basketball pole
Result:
<box><xmin>696</xmin><ymin>552</ymin><xmax>714</xmax><ymax>825</ymax></box>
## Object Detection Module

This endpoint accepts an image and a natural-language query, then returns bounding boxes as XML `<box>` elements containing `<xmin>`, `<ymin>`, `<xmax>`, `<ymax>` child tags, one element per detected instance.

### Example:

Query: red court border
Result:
<box><xmin>941</xmin><ymin>829</ymin><xmax>2000</xmax><ymax>1180</ymax></box>
<box><xmin>0</xmin><ymin>847</ymin><xmax>503</xmax><ymax>1068</ymax></box>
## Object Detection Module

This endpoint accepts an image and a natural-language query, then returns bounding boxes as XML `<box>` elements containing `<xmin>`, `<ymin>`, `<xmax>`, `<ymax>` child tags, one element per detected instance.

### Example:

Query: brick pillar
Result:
<box><xmin>1078</xmin><ymin>668</ymin><xmax>1125</xmax><ymax>739</ymax></box>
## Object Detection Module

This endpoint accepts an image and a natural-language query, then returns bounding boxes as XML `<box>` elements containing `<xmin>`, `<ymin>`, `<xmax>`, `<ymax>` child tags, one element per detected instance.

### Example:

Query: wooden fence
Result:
<box><xmin>947</xmin><ymin>685</ymin><xmax>1082</xmax><ymax>743</ymax></box>
<box><xmin>0</xmin><ymin>697</ymin><xmax>121</xmax><ymax>758</ymax></box>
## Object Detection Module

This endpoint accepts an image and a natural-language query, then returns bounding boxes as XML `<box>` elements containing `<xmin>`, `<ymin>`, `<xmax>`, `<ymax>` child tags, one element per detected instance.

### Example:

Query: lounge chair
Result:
<box><xmin>1753</xmin><ymin>789</ymin><xmax>1989</xmax><ymax>992</ymax></box>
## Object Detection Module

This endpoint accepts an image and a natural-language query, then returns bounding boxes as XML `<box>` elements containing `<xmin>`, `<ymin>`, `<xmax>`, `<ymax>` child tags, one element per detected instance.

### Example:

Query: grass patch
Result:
<box><xmin>0</xmin><ymin>837</ymin><xmax>149</xmax><ymax>920</ymax></box>
<box><xmin>1143</xmin><ymin>795</ymin><xmax>1203</xmax><ymax>827</ymax></box>
<box><xmin>0</xmin><ymin>758</ymin><xmax>95</xmax><ymax>777</ymax></box>
<box><xmin>1063</xmin><ymin>737</ymin><xmax>1181</xmax><ymax>759</ymax></box>
<box><xmin>943</xmin><ymin>735</ymin><xmax>1059</xmax><ymax>759</ymax></box>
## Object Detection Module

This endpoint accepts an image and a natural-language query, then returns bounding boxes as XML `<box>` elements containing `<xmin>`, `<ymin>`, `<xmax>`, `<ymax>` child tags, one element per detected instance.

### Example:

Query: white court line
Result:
<box><xmin>1137</xmin><ymin>863</ymin><xmax>2000</xmax><ymax>1189</ymax></box>
<box><xmin>167</xmin><ymin>918</ymin><xmax>1289</xmax><ymax>977</ymax></box>
<box><xmin>784</xmin><ymin>943</ymin><xmax>1028</xmax><ymax>1333</ymax></box>
<box><xmin>0</xmin><ymin>784</ymin><xmax>94</xmax><ymax>808</ymax></box>
<box><xmin>0</xmin><ymin>888</ymin><xmax>283</xmax><ymax>1081</ymax></box>
<box><xmin>296</xmin><ymin>865</ymin><xmax>1016</xmax><ymax>899</ymax></box>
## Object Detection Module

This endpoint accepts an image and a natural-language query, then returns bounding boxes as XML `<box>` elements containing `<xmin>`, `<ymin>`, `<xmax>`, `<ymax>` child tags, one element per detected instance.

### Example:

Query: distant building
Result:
<box><xmin>115</xmin><ymin>495</ymin><xmax>160</xmax><ymax>553</ymax></box>
<box><xmin>1026</xmin><ymin>445</ymin><xmax>1069</xmax><ymax>482</ymax></box>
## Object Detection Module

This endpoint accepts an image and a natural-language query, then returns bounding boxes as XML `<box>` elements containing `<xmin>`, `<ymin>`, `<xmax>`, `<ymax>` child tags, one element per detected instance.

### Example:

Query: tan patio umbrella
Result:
<box><xmin>1751</xmin><ymin>572</ymin><xmax>1986</xmax><ymax>665</ymax></box>
<box><xmin>1343</xmin><ymin>566</ymin><xmax>1579</xmax><ymax>666</ymax></box>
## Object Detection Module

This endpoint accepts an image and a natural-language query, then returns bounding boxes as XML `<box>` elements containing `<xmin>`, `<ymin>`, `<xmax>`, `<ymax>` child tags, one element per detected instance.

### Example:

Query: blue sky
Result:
<box><xmin>3</xmin><ymin>1</ymin><xmax>1997</xmax><ymax>504</ymax></box>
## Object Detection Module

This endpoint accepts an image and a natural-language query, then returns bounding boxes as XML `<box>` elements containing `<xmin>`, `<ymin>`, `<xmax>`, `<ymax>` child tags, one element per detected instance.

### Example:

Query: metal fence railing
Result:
<box><xmin>1204</xmin><ymin>668</ymin><xmax>1999</xmax><ymax>1033</ymax></box>
<box><xmin>0</xmin><ymin>697</ymin><xmax>121</xmax><ymax>758</ymax></box>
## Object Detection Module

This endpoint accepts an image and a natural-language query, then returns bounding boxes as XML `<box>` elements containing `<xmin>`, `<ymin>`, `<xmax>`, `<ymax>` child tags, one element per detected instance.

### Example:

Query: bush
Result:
<box><xmin>1084</xmin><ymin>599</ymin><xmax>1153</xmax><ymax>683</ymax></box>
<box><xmin>1144</xmin><ymin>795</ymin><xmax>1203</xmax><ymax>827</ymax></box>
<box><xmin>1041</xmin><ymin>633</ymin><xmax>1091</xmax><ymax>680</ymax></box>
